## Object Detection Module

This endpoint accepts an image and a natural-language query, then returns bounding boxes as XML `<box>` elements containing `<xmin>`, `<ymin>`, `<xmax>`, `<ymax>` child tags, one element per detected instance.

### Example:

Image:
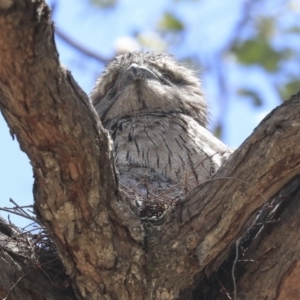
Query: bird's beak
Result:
<box><xmin>127</xmin><ymin>63</ymin><xmax>159</xmax><ymax>81</ymax></box>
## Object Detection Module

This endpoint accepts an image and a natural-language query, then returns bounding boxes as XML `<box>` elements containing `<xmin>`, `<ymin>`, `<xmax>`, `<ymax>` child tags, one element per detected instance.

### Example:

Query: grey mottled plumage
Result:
<box><xmin>91</xmin><ymin>52</ymin><xmax>232</xmax><ymax>197</ymax></box>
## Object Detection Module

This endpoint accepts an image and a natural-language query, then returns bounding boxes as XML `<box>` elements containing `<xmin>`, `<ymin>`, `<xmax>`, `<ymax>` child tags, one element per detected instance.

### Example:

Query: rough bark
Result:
<box><xmin>0</xmin><ymin>1</ymin><xmax>145</xmax><ymax>299</ymax></box>
<box><xmin>235</xmin><ymin>176</ymin><xmax>300</xmax><ymax>300</ymax></box>
<box><xmin>1</xmin><ymin>0</ymin><xmax>300</xmax><ymax>299</ymax></box>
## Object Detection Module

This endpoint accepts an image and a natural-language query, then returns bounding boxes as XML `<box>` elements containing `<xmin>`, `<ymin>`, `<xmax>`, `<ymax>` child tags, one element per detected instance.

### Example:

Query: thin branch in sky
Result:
<box><xmin>55</xmin><ymin>27</ymin><xmax>113</xmax><ymax>63</ymax></box>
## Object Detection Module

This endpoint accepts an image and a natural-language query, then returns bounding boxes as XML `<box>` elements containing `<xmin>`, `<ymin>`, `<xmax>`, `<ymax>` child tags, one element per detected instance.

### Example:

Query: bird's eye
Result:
<box><xmin>162</xmin><ymin>73</ymin><xmax>173</xmax><ymax>82</ymax></box>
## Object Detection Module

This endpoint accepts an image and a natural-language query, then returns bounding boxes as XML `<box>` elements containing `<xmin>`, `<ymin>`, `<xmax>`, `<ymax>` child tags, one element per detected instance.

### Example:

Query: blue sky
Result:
<box><xmin>0</xmin><ymin>0</ymin><xmax>285</xmax><ymax>226</ymax></box>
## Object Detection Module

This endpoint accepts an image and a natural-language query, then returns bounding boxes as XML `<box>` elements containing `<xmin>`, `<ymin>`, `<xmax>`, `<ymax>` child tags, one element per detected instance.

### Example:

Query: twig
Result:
<box><xmin>232</xmin><ymin>238</ymin><xmax>241</xmax><ymax>300</ymax></box>
<box><xmin>9</xmin><ymin>198</ymin><xmax>32</xmax><ymax>218</ymax></box>
<box><xmin>0</xmin><ymin>208</ymin><xmax>38</xmax><ymax>224</ymax></box>
<box><xmin>0</xmin><ymin>207</ymin><xmax>38</xmax><ymax>223</ymax></box>
<box><xmin>55</xmin><ymin>27</ymin><xmax>112</xmax><ymax>63</ymax></box>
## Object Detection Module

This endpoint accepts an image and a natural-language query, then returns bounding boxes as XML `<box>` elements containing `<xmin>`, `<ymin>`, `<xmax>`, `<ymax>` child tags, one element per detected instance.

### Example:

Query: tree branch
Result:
<box><xmin>55</xmin><ymin>27</ymin><xmax>112</xmax><ymax>63</ymax></box>
<box><xmin>147</xmin><ymin>93</ymin><xmax>300</xmax><ymax>295</ymax></box>
<box><xmin>1</xmin><ymin>1</ymin><xmax>300</xmax><ymax>299</ymax></box>
<box><xmin>0</xmin><ymin>1</ymin><xmax>145</xmax><ymax>299</ymax></box>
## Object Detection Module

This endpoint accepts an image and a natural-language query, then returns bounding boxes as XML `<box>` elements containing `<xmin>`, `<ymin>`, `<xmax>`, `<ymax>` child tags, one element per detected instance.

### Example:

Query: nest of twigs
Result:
<box><xmin>118</xmin><ymin>170</ymin><xmax>202</xmax><ymax>221</ymax></box>
<box><xmin>120</xmin><ymin>183</ymin><xmax>181</xmax><ymax>220</ymax></box>
<box><xmin>0</xmin><ymin>200</ymin><xmax>75</xmax><ymax>298</ymax></box>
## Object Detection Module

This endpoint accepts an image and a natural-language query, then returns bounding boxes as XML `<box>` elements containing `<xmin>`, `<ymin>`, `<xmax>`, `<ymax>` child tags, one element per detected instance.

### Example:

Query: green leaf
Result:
<box><xmin>238</xmin><ymin>89</ymin><xmax>263</xmax><ymax>107</ymax></box>
<box><xmin>256</xmin><ymin>17</ymin><xmax>275</xmax><ymax>38</ymax></box>
<box><xmin>90</xmin><ymin>0</ymin><xmax>117</xmax><ymax>8</ymax></box>
<box><xmin>286</xmin><ymin>26</ymin><xmax>300</xmax><ymax>34</ymax></box>
<box><xmin>231</xmin><ymin>37</ymin><xmax>289</xmax><ymax>72</ymax></box>
<box><xmin>158</xmin><ymin>13</ymin><xmax>184</xmax><ymax>32</ymax></box>
<box><xmin>136</xmin><ymin>32</ymin><xmax>167</xmax><ymax>52</ymax></box>
<box><xmin>213</xmin><ymin>124</ymin><xmax>222</xmax><ymax>139</ymax></box>
<box><xmin>278</xmin><ymin>80</ymin><xmax>300</xmax><ymax>101</ymax></box>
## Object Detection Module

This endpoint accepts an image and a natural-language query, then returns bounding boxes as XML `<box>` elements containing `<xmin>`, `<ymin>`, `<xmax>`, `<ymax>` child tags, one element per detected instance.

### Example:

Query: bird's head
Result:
<box><xmin>90</xmin><ymin>52</ymin><xmax>207</xmax><ymax>127</ymax></box>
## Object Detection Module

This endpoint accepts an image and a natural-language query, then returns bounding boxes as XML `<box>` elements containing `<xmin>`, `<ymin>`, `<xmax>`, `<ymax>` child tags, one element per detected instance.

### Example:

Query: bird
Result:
<box><xmin>90</xmin><ymin>52</ymin><xmax>232</xmax><ymax>215</ymax></box>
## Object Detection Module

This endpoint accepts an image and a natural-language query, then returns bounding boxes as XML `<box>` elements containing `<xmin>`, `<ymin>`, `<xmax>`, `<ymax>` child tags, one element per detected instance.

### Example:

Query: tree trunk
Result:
<box><xmin>1</xmin><ymin>1</ymin><xmax>300</xmax><ymax>299</ymax></box>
